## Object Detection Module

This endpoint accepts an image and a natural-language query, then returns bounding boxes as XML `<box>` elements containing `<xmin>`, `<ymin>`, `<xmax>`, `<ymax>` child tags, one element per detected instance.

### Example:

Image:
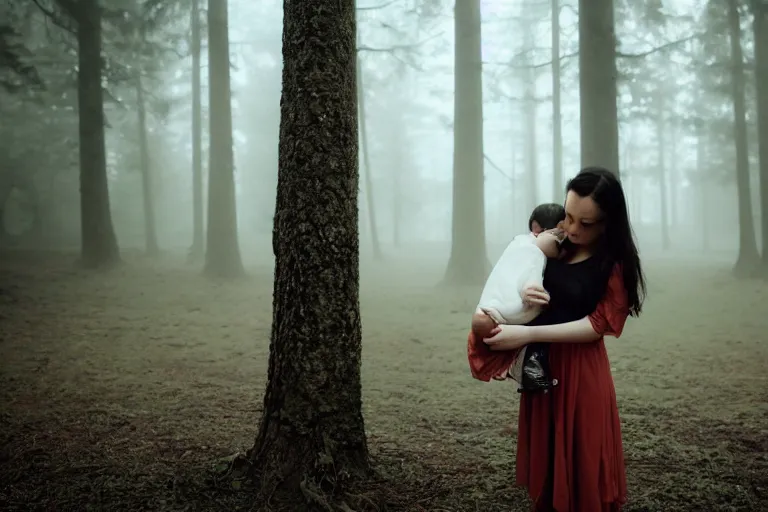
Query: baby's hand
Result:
<box><xmin>534</xmin><ymin>231</ymin><xmax>562</xmax><ymax>258</ymax></box>
<box><xmin>521</xmin><ymin>285</ymin><xmax>550</xmax><ymax>306</ymax></box>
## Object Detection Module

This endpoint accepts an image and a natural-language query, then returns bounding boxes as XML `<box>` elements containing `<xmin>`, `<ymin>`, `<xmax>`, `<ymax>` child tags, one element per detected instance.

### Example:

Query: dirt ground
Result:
<box><xmin>0</xmin><ymin>248</ymin><xmax>767</xmax><ymax>512</ymax></box>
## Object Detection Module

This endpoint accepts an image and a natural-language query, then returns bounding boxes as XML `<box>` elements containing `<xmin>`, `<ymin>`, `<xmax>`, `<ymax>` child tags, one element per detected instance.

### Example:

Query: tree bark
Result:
<box><xmin>656</xmin><ymin>88</ymin><xmax>670</xmax><ymax>251</ymax></box>
<box><xmin>136</xmin><ymin>71</ymin><xmax>159</xmax><ymax>257</ymax></box>
<box><xmin>76</xmin><ymin>0</ymin><xmax>120</xmax><ymax>268</ymax></box>
<box><xmin>356</xmin><ymin>53</ymin><xmax>382</xmax><ymax>260</ymax></box>
<box><xmin>247</xmin><ymin>0</ymin><xmax>369</xmax><ymax>507</ymax></box>
<box><xmin>753</xmin><ymin>1</ymin><xmax>768</xmax><ymax>268</ymax></box>
<box><xmin>696</xmin><ymin>119</ymin><xmax>710</xmax><ymax>251</ymax></box>
<box><xmin>668</xmin><ymin>117</ymin><xmax>679</xmax><ymax>229</ymax></box>
<box><xmin>522</xmin><ymin>5</ymin><xmax>538</xmax><ymax>212</ymax></box>
<box><xmin>391</xmin><ymin>120</ymin><xmax>403</xmax><ymax>248</ymax></box>
<box><xmin>578</xmin><ymin>0</ymin><xmax>620</xmax><ymax>175</ymax></box>
<box><xmin>189</xmin><ymin>0</ymin><xmax>204</xmax><ymax>263</ymax></box>
<box><xmin>204</xmin><ymin>0</ymin><xmax>244</xmax><ymax>278</ymax></box>
<box><xmin>444</xmin><ymin>0</ymin><xmax>488</xmax><ymax>285</ymax></box>
<box><xmin>728</xmin><ymin>0</ymin><xmax>761</xmax><ymax>276</ymax></box>
<box><xmin>551</xmin><ymin>0</ymin><xmax>563</xmax><ymax>202</ymax></box>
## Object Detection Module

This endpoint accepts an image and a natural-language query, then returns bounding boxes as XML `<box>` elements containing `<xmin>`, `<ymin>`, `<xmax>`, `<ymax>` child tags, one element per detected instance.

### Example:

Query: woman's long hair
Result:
<box><xmin>565</xmin><ymin>167</ymin><xmax>646</xmax><ymax>316</ymax></box>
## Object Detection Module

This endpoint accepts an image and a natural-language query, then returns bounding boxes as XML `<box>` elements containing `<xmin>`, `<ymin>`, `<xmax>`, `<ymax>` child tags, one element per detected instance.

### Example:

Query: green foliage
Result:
<box><xmin>0</xmin><ymin>26</ymin><xmax>43</xmax><ymax>93</ymax></box>
<box><xmin>0</xmin><ymin>0</ymin><xmax>196</xmax><ymax>194</ymax></box>
<box><xmin>0</xmin><ymin>3</ymin><xmax>45</xmax><ymax>93</ymax></box>
<box><xmin>614</xmin><ymin>0</ymin><xmax>760</xmax><ymax>185</ymax></box>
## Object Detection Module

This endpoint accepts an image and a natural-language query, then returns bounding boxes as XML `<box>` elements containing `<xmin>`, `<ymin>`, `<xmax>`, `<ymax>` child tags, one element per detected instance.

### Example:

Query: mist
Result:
<box><xmin>1</xmin><ymin>0</ymin><xmax>767</xmax><ymax>510</ymax></box>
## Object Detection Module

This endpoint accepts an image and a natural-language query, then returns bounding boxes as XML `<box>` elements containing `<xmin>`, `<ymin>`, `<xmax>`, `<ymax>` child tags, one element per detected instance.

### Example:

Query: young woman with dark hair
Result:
<box><xmin>477</xmin><ymin>166</ymin><xmax>646</xmax><ymax>511</ymax></box>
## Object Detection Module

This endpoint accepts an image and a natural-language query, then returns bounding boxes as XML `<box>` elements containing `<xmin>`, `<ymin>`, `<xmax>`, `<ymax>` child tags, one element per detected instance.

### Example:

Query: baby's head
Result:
<box><xmin>529</xmin><ymin>203</ymin><xmax>566</xmax><ymax>258</ymax></box>
<box><xmin>528</xmin><ymin>203</ymin><xmax>566</xmax><ymax>235</ymax></box>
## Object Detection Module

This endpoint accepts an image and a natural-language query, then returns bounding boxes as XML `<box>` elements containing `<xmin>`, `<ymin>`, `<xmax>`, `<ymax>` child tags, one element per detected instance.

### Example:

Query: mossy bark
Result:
<box><xmin>247</xmin><ymin>0</ymin><xmax>369</xmax><ymax>508</ymax></box>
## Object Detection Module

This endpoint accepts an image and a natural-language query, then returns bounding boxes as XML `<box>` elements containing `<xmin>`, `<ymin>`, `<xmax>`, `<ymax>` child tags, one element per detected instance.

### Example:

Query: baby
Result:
<box><xmin>471</xmin><ymin>203</ymin><xmax>565</xmax><ymax>393</ymax></box>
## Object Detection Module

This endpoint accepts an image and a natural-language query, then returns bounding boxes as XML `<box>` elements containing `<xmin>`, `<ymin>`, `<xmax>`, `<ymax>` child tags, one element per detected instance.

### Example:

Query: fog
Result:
<box><xmin>2</xmin><ymin>0</ymin><xmax>760</xmax><ymax>264</ymax></box>
<box><xmin>1</xmin><ymin>0</ymin><xmax>767</xmax><ymax>510</ymax></box>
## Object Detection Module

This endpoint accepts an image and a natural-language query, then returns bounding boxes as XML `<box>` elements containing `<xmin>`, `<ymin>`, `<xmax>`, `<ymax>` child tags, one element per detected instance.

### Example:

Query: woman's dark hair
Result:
<box><xmin>565</xmin><ymin>166</ymin><xmax>646</xmax><ymax>316</ymax></box>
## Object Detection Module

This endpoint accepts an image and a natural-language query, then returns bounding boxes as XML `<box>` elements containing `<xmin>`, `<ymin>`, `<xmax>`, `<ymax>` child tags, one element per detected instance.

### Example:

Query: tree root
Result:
<box><xmin>204</xmin><ymin>431</ymin><xmax>381</xmax><ymax>511</ymax></box>
<box><xmin>205</xmin><ymin>449</ymin><xmax>411</xmax><ymax>512</ymax></box>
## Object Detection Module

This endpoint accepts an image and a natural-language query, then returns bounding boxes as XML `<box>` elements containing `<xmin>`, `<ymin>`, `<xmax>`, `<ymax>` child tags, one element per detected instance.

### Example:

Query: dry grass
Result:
<box><xmin>0</xmin><ymin>248</ymin><xmax>767</xmax><ymax>511</ymax></box>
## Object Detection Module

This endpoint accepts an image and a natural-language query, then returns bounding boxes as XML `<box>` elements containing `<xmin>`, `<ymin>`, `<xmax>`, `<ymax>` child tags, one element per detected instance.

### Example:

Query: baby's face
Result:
<box><xmin>534</xmin><ymin>229</ymin><xmax>564</xmax><ymax>258</ymax></box>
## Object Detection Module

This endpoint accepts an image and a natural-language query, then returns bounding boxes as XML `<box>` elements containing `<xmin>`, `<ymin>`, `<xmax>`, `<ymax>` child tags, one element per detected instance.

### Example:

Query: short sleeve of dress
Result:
<box><xmin>588</xmin><ymin>264</ymin><xmax>630</xmax><ymax>338</ymax></box>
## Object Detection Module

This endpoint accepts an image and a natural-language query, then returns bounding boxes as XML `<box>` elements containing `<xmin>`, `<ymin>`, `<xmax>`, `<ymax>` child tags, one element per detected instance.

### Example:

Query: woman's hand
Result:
<box><xmin>483</xmin><ymin>324</ymin><xmax>532</xmax><ymax>351</ymax></box>
<box><xmin>522</xmin><ymin>285</ymin><xmax>550</xmax><ymax>307</ymax></box>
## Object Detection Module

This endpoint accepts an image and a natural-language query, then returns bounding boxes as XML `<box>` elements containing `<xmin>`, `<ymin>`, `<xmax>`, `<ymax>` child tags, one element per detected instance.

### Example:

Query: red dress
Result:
<box><xmin>467</xmin><ymin>264</ymin><xmax>630</xmax><ymax>512</ymax></box>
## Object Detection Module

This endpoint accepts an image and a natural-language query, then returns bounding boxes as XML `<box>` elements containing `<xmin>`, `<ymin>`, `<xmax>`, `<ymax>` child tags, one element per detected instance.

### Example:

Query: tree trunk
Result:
<box><xmin>669</xmin><ymin>118</ymin><xmax>679</xmax><ymax>229</ymax></box>
<box><xmin>135</xmin><ymin>72</ymin><xmax>159</xmax><ymax>257</ymax></box>
<box><xmin>246</xmin><ymin>1</ymin><xmax>369</xmax><ymax>507</ymax></box>
<box><xmin>523</xmin><ymin>9</ymin><xmax>538</xmax><ymax>212</ymax></box>
<box><xmin>578</xmin><ymin>0</ymin><xmax>620</xmax><ymax>174</ymax></box>
<box><xmin>510</xmin><ymin>150</ymin><xmax>518</xmax><ymax>226</ymax></box>
<box><xmin>621</xmin><ymin>128</ymin><xmax>640</xmax><ymax>222</ymax></box>
<box><xmin>656</xmin><ymin>89</ymin><xmax>671</xmax><ymax>251</ymax></box>
<box><xmin>204</xmin><ymin>0</ymin><xmax>244</xmax><ymax>278</ymax></box>
<box><xmin>76</xmin><ymin>0</ymin><xmax>120</xmax><ymax>268</ymax></box>
<box><xmin>551</xmin><ymin>0</ymin><xmax>563</xmax><ymax>202</ymax></box>
<box><xmin>356</xmin><ymin>54</ymin><xmax>382</xmax><ymax>260</ymax></box>
<box><xmin>728</xmin><ymin>0</ymin><xmax>761</xmax><ymax>276</ymax></box>
<box><xmin>754</xmin><ymin>1</ymin><xmax>768</xmax><ymax>267</ymax></box>
<box><xmin>696</xmin><ymin>119</ymin><xmax>710</xmax><ymax>251</ymax></box>
<box><xmin>444</xmin><ymin>0</ymin><xmax>487</xmax><ymax>285</ymax></box>
<box><xmin>189</xmin><ymin>0</ymin><xmax>204</xmax><ymax>263</ymax></box>
<box><xmin>391</xmin><ymin>114</ymin><xmax>403</xmax><ymax>248</ymax></box>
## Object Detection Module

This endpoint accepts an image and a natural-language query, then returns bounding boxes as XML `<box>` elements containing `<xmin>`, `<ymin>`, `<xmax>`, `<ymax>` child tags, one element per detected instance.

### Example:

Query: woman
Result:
<box><xmin>481</xmin><ymin>167</ymin><xmax>646</xmax><ymax>511</ymax></box>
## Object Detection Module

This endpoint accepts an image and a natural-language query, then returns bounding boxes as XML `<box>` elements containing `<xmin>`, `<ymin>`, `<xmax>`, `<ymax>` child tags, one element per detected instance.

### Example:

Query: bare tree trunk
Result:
<box><xmin>522</xmin><ymin>9</ymin><xmax>537</xmax><ymax>212</ymax></box>
<box><xmin>669</xmin><ymin>117</ymin><xmax>679</xmax><ymax>229</ymax></box>
<box><xmin>754</xmin><ymin>2</ymin><xmax>768</xmax><ymax>267</ymax></box>
<box><xmin>620</xmin><ymin>126</ymin><xmax>639</xmax><ymax>222</ymax></box>
<box><xmin>135</xmin><ymin>72</ymin><xmax>159</xmax><ymax>256</ymax></box>
<box><xmin>656</xmin><ymin>89</ymin><xmax>671</xmax><ymax>251</ymax></box>
<box><xmin>246</xmin><ymin>0</ymin><xmax>369</xmax><ymax>507</ymax></box>
<box><xmin>444</xmin><ymin>0</ymin><xmax>487</xmax><ymax>285</ymax></box>
<box><xmin>356</xmin><ymin>54</ymin><xmax>382</xmax><ymax>259</ymax></box>
<box><xmin>391</xmin><ymin>115</ymin><xmax>404</xmax><ymax>248</ymax></box>
<box><xmin>728</xmin><ymin>0</ymin><xmax>761</xmax><ymax>276</ymax></box>
<box><xmin>76</xmin><ymin>0</ymin><xmax>120</xmax><ymax>268</ymax></box>
<box><xmin>189</xmin><ymin>0</ymin><xmax>204</xmax><ymax>263</ymax></box>
<box><xmin>578</xmin><ymin>0</ymin><xmax>620</xmax><ymax>174</ymax></box>
<box><xmin>696</xmin><ymin>119</ymin><xmax>710</xmax><ymax>251</ymax></box>
<box><xmin>204</xmin><ymin>0</ymin><xmax>244</xmax><ymax>277</ymax></box>
<box><xmin>551</xmin><ymin>0</ymin><xmax>563</xmax><ymax>202</ymax></box>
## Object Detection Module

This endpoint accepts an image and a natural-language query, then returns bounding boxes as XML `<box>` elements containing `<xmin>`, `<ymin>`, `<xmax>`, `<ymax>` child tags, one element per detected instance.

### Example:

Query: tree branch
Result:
<box><xmin>484</xmin><ymin>153</ymin><xmax>514</xmax><ymax>184</ymax></box>
<box><xmin>616</xmin><ymin>33</ymin><xmax>702</xmax><ymax>59</ymax></box>
<box><xmin>485</xmin><ymin>33</ymin><xmax>704</xmax><ymax>71</ymax></box>
<box><xmin>31</xmin><ymin>0</ymin><xmax>77</xmax><ymax>35</ymax></box>
<box><xmin>484</xmin><ymin>50</ymin><xmax>578</xmax><ymax>70</ymax></box>
<box><xmin>357</xmin><ymin>1</ymin><xmax>398</xmax><ymax>11</ymax></box>
<box><xmin>357</xmin><ymin>31</ymin><xmax>442</xmax><ymax>54</ymax></box>
<box><xmin>52</xmin><ymin>0</ymin><xmax>78</xmax><ymax>18</ymax></box>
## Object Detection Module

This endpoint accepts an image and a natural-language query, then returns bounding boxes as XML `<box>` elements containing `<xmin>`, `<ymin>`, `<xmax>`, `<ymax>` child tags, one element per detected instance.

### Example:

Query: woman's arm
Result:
<box><xmin>485</xmin><ymin>265</ymin><xmax>630</xmax><ymax>351</ymax></box>
<box><xmin>484</xmin><ymin>319</ymin><xmax>600</xmax><ymax>351</ymax></box>
<box><xmin>526</xmin><ymin>317</ymin><xmax>601</xmax><ymax>344</ymax></box>
<box><xmin>525</xmin><ymin>265</ymin><xmax>630</xmax><ymax>344</ymax></box>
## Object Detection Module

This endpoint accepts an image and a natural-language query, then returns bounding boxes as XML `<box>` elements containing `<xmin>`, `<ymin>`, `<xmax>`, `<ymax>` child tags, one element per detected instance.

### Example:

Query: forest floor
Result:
<box><xmin>0</xmin><ymin>248</ymin><xmax>767</xmax><ymax>512</ymax></box>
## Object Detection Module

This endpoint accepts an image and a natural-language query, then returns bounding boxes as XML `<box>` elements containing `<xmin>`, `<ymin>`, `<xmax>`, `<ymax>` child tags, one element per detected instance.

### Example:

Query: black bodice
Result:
<box><xmin>527</xmin><ymin>255</ymin><xmax>611</xmax><ymax>326</ymax></box>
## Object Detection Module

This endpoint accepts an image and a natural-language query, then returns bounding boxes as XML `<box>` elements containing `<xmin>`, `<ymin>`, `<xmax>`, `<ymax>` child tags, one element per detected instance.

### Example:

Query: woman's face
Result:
<box><xmin>563</xmin><ymin>190</ymin><xmax>605</xmax><ymax>246</ymax></box>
